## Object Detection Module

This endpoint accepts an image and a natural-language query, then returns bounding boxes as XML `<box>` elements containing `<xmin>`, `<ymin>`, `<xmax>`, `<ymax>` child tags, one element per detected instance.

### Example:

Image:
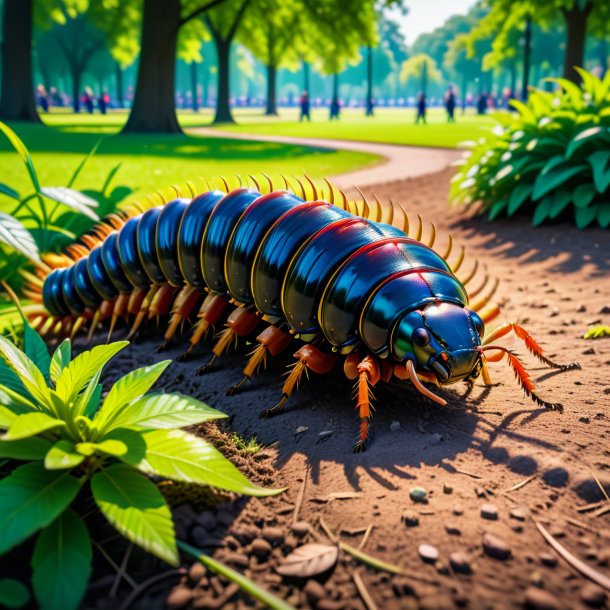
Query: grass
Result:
<box><xmin>213</xmin><ymin>107</ymin><xmax>497</xmax><ymax>149</ymax></box>
<box><xmin>0</xmin><ymin>111</ymin><xmax>378</xmax><ymax>209</ymax></box>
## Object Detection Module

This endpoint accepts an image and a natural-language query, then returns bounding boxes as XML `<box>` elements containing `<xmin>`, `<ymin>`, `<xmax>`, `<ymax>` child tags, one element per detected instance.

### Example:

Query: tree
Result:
<box><xmin>444</xmin><ymin>35</ymin><xmax>482</xmax><ymax>110</ymax></box>
<box><xmin>0</xmin><ymin>0</ymin><xmax>40</xmax><ymax>121</ymax></box>
<box><xmin>400</xmin><ymin>54</ymin><xmax>441</xmax><ymax>97</ymax></box>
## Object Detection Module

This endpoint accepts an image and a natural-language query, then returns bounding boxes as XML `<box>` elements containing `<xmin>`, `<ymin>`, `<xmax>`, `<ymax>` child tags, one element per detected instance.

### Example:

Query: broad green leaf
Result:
<box><xmin>0</xmin><ymin>578</ymin><xmax>30</xmax><ymax>609</ymax></box>
<box><xmin>0</xmin><ymin>382</ymin><xmax>37</xmax><ymax>415</ymax></box>
<box><xmin>488</xmin><ymin>198</ymin><xmax>508</xmax><ymax>221</ymax></box>
<box><xmin>0</xmin><ymin>183</ymin><xmax>20</xmax><ymax>201</ymax></box>
<box><xmin>0</xmin><ymin>436</ymin><xmax>52</xmax><ymax>460</ymax></box>
<box><xmin>117</xmin><ymin>428</ymin><xmax>283</xmax><ymax>497</ymax></box>
<box><xmin>532</xmin><ymin>195</ymin><xmax>553</xmax><ymax>227</ymax></box>
<box><xmin>24</xmin><ymin>323</ymin><xmax>50</xmax><ymax>382</ymax></box>
<box><xmin>507</xmin><ymin>184</ymin><xmax>533</xmax><ymax>215</ymax></box>
<box><xmin>75</xmin><ymin>439</ymin><xmax>127</xmax><ymax>457</ymax></box>
<box><xmin>82</xmin><ymin>381</ymin><xmax>103</xmax><ymax>419</ymax></box>
<box><xmin>40</xmin><ymin>187</ymin><xmax>99</xmax><ymax>221</ymax></box>
<box><xmin>2</xmin><ymin>412</ymin><xmax>65</xmax><ymax>441</ymax></box>
<box><xmin>49</xmin><ymin>340</ymin><xmax>71</xmax><ymax>384</ymax></box>
<box><xmin>67</xmin><ymin>138</ymin><xmax>105</xmax><ymax>188</ymax></box>
<box><xmin>550</xmin><ymin>77</ymin><xmax>584</xmax><ymax>109</ymax></box>
<box><xmin>0</xmin><ymin>121</ymin><xmax>41</xmax><ymax>192</ymax></box>
<box><xmin>549</xmin><ymin>191</ymin><xmax>572</xmax><ymax>219</ymax></box>
<box><xmin>91</xmin><ymin>464</ymin><xmax>178</xmax><ymax>565</ymax></box>
<box><xmin>575</xmin><ymin>204</ymin><xmax>599</xmax><ymax>229</ymax></box>
<box><xmin>573</xmin><ymin>184</ymin><xmax>597</xmax><ymax>208</ymax></box>
<box><xmin>0</xmin><ymin>462</ymin><xmax>81</xmax><ymax>554</ymax></box>
<box><xmin>31</xmin><ymin>509</ymin><xmax>92</xmax><ymax>610</ymax></box>
<box><xmin>55</xmin><ymin>342</ymin><xmax>128</xmax><ymax>404</ymax></box>
<box><xmin>101</xmin><ymin>162</ymin><xmax>123</xmax><ymax>196</ymax></box>
<box><xmin>565</xmin><ymin>126</ymin><xmax>603</xmax><ymax>158</ymax></box>
<box><xmin>95</xmin><ymin>360</ymin><xmax>171</xmax><ymax>429</ymax></box>
<box><xmin>540</xmin><ymin>155</ymin><xmax>565</xmax><ymax>176</ymax></box>
<box><xmin>588</xmin><ymin>150</ymin><xmax>610</xmax><ymax>193</ymax></box>
<box><xmin>532</xmin><ymin>165</ymin><xmax>587</xmax><ymax>201</ymax></box>
<box><xmin>45</xmin><ymin>440</ymin><xmax>85</xmax><ymax>470</ymax></box>
<box><xmin>0</xmin><ymin>365</ymin><xmax>30</xmax><ymax>398</ymax></box>
<box><xmin>597</xmin><ymin>203</ymin><xmax>610</xmax><ymax>228</ymax></box>
<box><xmin>0</xmin><ymin>213</ymin><xmax>40</xmax><ymax>263</ymax></box>
<box><xmin>0</xmin><ymin>404</ymin><xmax>17</xmax><ymax>428</ymax></box>
<box><xmin>101</xmin><ymin>392</ymin><xmax>226</xmax><ymax>434</ymax></box>
<box><xmin>73</xmin><ymin>369</ymin><xmax>102</xmax><ymax>419</ymax></box>
<box><xmin>0</xmin><ymin>335</ymin><xmax>51</xmax><ymax>409</ymax></box>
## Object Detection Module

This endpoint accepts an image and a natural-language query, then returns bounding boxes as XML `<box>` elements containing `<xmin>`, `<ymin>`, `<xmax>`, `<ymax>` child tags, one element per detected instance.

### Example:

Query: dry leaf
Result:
<box><xmin>276</xmin><ymin>544</ymin><xmax>339</xmax><ymax>578</ymax></box>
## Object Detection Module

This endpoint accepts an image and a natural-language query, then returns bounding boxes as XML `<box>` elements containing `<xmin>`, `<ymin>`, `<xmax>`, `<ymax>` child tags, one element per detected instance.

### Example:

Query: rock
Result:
<box><xmin>262</xmin><ymin>526</ymin><xmax>285</xmax><ymax>545</ymax></box>
<box><xmin>452</xmin><ymin>504</ymin><xmax>464</xmax><ymax>516</ymax></box>
<box><xmin>443</xmin><ymin>483</ymin><xmax>453</xmax><ymax>494</ymax></box>
<box><xmin>580</xmin><ymin>583</ymin><xmax>607</xmax><ymax>608</ymax></box>
<box><xmin>524</xmin><ymin>586</ymin><xmax>560</xmax><ymax>610</ymax></box>
<box><xmin>191</xmin><ymin>525</ymin><xmax>208</xmax><ymax>547</ymax></box>
<box><xmin>231</xmin><ymin>524</ymin><xmax>259</xmax><ymax>544</ymax></box>
<box><xmin>510</xmin><ymin>507</ymin><xmax>527</xmax><ymax>521</ymax></box>
<box><xmin>539</xmin><ymin>552</ymin><xmax>558</xmax><ymax>567</ymax></box>
<box><xmin>303</xmin><ymin>580</ymin><xmax>327</xmax><ymax>605</ymax></box>
<box><xmin>483</xmin><ymin>533</ymin><xmax>511</xmax><ymax>560</ymax></box>
<box><xmin>291</xmin><ymin>521</ymin><xmax>310</xmax><ymax>537</ymax></box>
<box><xmin>225</xmin><ymin>552</ymin><xmax>250</xmax><ymax>569</ymax></box>
<box><xmin>530</xmin><ymin>571</ymin><xmax>543</xmax><ymax>587</ymax></box>
<box><xmin>216</xmin><ymin>508</ymin><xmax>234</xmax><ymax>527</ymax></box>
<box><xmin>197</xmin><ymin>510</ymin><xmax>217</xmax><ymax>531</ymax></box>
<box><xmin>445</xmin><ymin>523</ymin><xmax>461</xmax><ymax>535</ymax></box>
<box><xmin>418</xmin><ymin>544</ymin><xmax>439</xmax><ymax>563</ymax></box>
<box><xmin>188</xmin><ymin>562</ymin><xmax>206</xmax><ymax>584</ymax></box>
<box><xmin>250</xmin><ymin>538</ymin><xmax>272</xmax><ymax>558</ymax></box>
<box><xmin>390</xmin><ymin>420</ymin><xmax>401</xmax><ymax>432</ymax></box>
<box><xmin>166</xmin><ymin>585</ymin><xmax>194</xmax><ymax>609</ymax></box>
<box><xmin>449</xmin><ymin>552</ymin><xmax>472</xmax><ymax>575</ymax></box>
<box><xmin>317</xmin><ymin>600</ymin><xmax>346</xmax><ymax>610</ymax></box>
<box><xmin>295</xmin><ymin>426</ymin><xmax>309</xmax><ymax>434</ymax></box>
<box><xmin>583</xmin><ymin>347</ymin><xmax>596</xmax><ymax>355</ymax></box>
<box><xmin>481</xmin><ymin>503</ymin><xmax>498</xmax><ymax>520</ymax></box>
<box><xmin>599</xmin><ymin>305</ymin><xmax>610</xmax><ymax>314</ymax></box>
<box><xmin>409</xmin><ymin>487</ymin><xmax>427</xmax><ymax>503</ymax></box>
<box><xmin>429</xmin><ymin>433</ymin><xmax>443</xmax><ymax>445</ymax></box>
<box><xmin>402</xmin><ymin>510</ymin><xmax>419</xmax><ymax>527</ymax></box>
<box><xmin>319</xmin><ymin>430</ymin><xmax>333</xmax><ymax>439</ymax></box>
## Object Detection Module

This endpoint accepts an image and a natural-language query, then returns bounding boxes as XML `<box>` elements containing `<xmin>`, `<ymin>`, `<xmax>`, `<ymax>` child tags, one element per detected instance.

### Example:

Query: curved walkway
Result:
<box><xmin>190</xmin><ymin>127</ymin><xmax>461</xmax><ymax>189</ymax></box>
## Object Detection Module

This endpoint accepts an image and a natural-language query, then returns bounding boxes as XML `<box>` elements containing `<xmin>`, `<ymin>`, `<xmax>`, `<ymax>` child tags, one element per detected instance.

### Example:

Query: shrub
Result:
<box><xmin>451</xmin><ymin>68</ymin><xmax>610</xmax><ymax>228</ymax></box>
<box><xmin>0</xmin><ymin>323</ymin><xmax>282</xmax><ymax>610</ymax></box>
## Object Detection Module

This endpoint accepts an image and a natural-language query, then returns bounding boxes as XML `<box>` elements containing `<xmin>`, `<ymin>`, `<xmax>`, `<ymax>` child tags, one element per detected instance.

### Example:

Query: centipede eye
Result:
<box><xmin>413</xmin><ymin>328</ymin><xmax>430</xmax><ymax>347</ymax></box>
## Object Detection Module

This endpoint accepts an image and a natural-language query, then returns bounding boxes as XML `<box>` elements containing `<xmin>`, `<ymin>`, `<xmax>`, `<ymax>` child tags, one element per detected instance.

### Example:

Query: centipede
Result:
<box><xmin>22</xmin><ymin>175</ymin><xmax>580</xmax><ymax>451</ymax></box>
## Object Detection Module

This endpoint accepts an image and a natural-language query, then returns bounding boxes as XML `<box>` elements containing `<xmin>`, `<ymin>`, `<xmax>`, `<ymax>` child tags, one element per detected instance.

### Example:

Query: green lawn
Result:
<box><xmin>214</xmin><ymin>107</ymin><xmax>497</xmax><ymax>149</ymax></box>
<box><xmin>0</xmin><ymin>111</ymin><xmax>378</xmax><ymax>208</ymax></box>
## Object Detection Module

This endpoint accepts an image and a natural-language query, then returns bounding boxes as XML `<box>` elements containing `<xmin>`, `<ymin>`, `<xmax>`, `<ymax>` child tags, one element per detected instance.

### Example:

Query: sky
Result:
<box><xmin>389</xmin><ymin>0</ymin><xmax>478</xmax><ymax>45</ymax></box>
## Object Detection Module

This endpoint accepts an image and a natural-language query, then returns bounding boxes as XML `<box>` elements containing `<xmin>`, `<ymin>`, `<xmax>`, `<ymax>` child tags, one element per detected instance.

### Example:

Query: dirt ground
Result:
<box><xmin>92</xmin><ymin>169</ymin><xmax>609</xmax><ymax>610</ymax></box>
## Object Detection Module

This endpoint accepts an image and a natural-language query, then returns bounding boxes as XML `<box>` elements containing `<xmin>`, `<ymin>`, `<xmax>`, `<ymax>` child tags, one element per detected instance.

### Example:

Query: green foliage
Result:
<box><xmin>0</xmin><ymin>323</ymin><xmax>282</xmax><ymax>610</ymax></box>
<box><xmin>583</xmin><ymin>325</ymin><xmax>610</xmax><ymax>339</ymax></box>
<box><xmin>451</xmin><ymin>69</ymin><xmax>610</xmax><ymax>228</ymax></box>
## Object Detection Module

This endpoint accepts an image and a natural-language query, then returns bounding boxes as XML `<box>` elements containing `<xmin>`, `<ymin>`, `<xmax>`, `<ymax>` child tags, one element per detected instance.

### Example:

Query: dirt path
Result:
<box><xmin>102</xmin><ymin>169</ymin><xmax>609</xmax><ymax>610</ymax></box>
<box><xmin>189</xmin><ymin>127</ymin><xmax>461</xmax><ymax>188</ymax></box>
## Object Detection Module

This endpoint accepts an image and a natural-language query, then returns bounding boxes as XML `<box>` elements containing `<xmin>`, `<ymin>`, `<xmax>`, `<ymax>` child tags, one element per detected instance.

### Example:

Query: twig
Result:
<box><xmin>292</xmin><ymin>463</ymin><xmax>309</xmax><ymax>524</ymax></box>
<box><xmin>340</xmin><ymin>541</ymin><xmax>403</xmax><ymax>575</ymax></box>
<box><xmin>594</xmin><ymin>505</ymin><xmax>610</xmax><ymax>518</ymax></box>
<box><xmin>358</xmin><ymin>524</ymin><xmax>374</xmax><ymax>550</ymax></box>
<box><xmin>455</xmin><ymin>468</ymin><xmax>482</xmax><ymax>479</ymax></box>
<box><xmin>504</xmin><ymin>475</ymin><xmax>535</xmax><ymax>493</ymax></box>
<box><xmin>110</xmin><ymin>543</ymin><xmax>133</xmax><ymax>597</ymax></box>
<box><xmin>576</xmin><ymin>500</ymin><xmax>607</xmax><ymax>513</ymax></box>
<box><xmin>92</xmin><ymin>541</ymin><xmax>137</xmax><ymax>589</ymax></box>
<box><xmin>534</xmin><ymin>521</ymin><xmax>610</xmax><ymax>591</ymax></box>
<box><xmin>118</xmin><ymin>570</ymin><xmax>182</xmax><ymax>610</ymax></box>
<box><xmin>566</xmin><ymin>518</ymin><xmax>596</xmax><ymax>533</ymax></box>
<box><xmin>319</xmin><ymin>517</ymin><xmax>338</xmax><ymax>543</ymax></box>
<box><xmin>352</xmin><ymin>570</ymin><xmax>378</xmax><ymax>610</ymax></box>
<box><xmin>589</xmin><ymin>465</ymin><xmax>610</xmax><ymax>503</ymax></box>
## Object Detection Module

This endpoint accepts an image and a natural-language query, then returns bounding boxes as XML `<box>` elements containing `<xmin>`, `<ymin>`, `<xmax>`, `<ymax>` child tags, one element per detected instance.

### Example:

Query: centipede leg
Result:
<box><xmin>179</xmin><ymin>293</ymin><xmax>229</xmax><ymax>359</ymax></box>
<box><xmin>127</xmin><ymin>285</ymin><xmax>160</xmax><ymax>340</ymax></box>
<box><xmin>158</xmin><ymin>285</ymin><xmax>202</xmax><ymax>351</ymax></box>
<box><xmin>260</xmin><ymin>344</ymin><xmax>336</xmax><ymax>418</ymax></box>
<box><xmin>228</xmin><ymin>325</ymin><xmax>292</xmax><ymax>396</ymax></box>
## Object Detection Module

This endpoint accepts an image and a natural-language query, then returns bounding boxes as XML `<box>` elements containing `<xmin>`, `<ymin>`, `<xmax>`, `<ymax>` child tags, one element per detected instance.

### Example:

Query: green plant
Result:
<box><xmin>0</xmin><ymin>323</ymin><xmax>283</xmax><ymax>610</ymax></box>
<box><xmin>584</xmin><ymin>325</ymin><xmax>610</xmax><ymax>339</ymax></box>
<box><xmin>231</xmin><ymin>432</ymin><xmax>264</xmax><ymax>455</ymax></box>
<box><xmin>451</xmin><ymin>68</ymin><xmax>610</xmax><ymax>228</ymax></box>
<box><xmin>0</xmin><ymin>122</ymin><xmax>132</xmax><ymax>286</ymax></box>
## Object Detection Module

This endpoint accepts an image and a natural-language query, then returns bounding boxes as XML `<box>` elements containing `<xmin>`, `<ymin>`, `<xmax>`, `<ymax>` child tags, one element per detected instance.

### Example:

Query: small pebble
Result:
<box><xmin>402</xmin><ymin>510</ymin><xmax>419</xmax><ymax>527</ymax></box>
<box><xmin>452</xmin><ymin>504</ymin><xmax>464</xmax><ymax>516</ymax></box>
<box><xmin>197</xmin><ymin>510</ymin><xmax>217</xmax><ymax>531</ymax></box>
<box><xmin>481</xmin><ymin>503</ymin><xmax>498</xmax><ymax>520</ymax></box>
<box><xmin>445</xmin><ymin>523</ymin><xmax>461</xmax><ymax>535</ymax></box>
<box><xmin>390</xmin><ymin>420</ymin><xmax>401</xmax><ymax>432</ymax></box>
<box><xmin>250</xmin><ymin>538</ymin><xmax>272</xmax><ymax>557</ymax></box>
<box><xmin>261</xmin><ymin>526</ymin><xmax>284</xmax><ymax>545</ymax></box>
<box><xmin>317</xmin><ymin>600</ymin><xmax>347</xmax><ymax>610</ymax></box>
<box><xmin>409</xmin><ymin>487</ymin><xmax>427</xmax><ymax>503</ymax></box>
<box><xmin>188</xmin><ymin>562</ymin><xmax>206</xmax><ymax>584</ymax></box>
<box><xmin>319</xmin><ymin>430</ymin><xmax>333</xmax><ymax>438</ymax></box>
<box><xmin>225</xmin><ymin>552</ymin><xmax>249</xmax><ymax>569</ymax></box>
<box><xmin>449</xmin><ymin>552</ymin><xmax>472</xmax><ymax>575</ymax></box>
<box><xmin>295</xmin><ymin>426</ymin><xmax>309</xmax><ymax>435</ymax></box>
<box><xmin>510</xmin><ymin>507</ymin><xmax>527</xmax><ymax>521</ymax></box>
<box><xmin>303</xmin><ymin>580</ymin><xmax>327</xmax><ymax>605</ymax></box>
<box><xmin>443</xmin><ymin>483</ymin><xmax>453</xmax><ymax>494</ymax></box>
<box><xmin>524</xmin><ymin>586</ymin><xmax>560</xmax><ymax>610</ymax></box>
<box><xmin>418</xmin><ymin>544</ymin><xmax>439</xmax><ymax>563</ymax></box>
<box><xmin>291</xmin><ymin>521</ymin><xmax>310</xmax><ymax>537</ymax></box>
<box><xmin>580</xmin><ymin>583</ymin><xmax>607</xmax><ymax>608</ymax></box>
<box><xmin>166</xmin><ymin>586</ymin><xmax>194</xmax><ymax>609</ymax></box>
<box><xmin>483</xmin><ymin>533</ymin><xmax>511</xmax><ymax>560</ymax></box>
<box><xmin>539</xmin><ymin>552</ymin><xmax>558</xmax><ymax>567</ymax></box>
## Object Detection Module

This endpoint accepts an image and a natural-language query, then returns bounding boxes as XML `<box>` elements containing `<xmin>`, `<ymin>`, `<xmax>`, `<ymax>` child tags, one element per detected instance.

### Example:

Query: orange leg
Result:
<box><xmin>158</xmin><ymin>284</ymin><xmax>202</xmax><ymax>351</ymax></box>
<box><xmin>484</xmin><ymin>322</ymin><xmax>580</xmax><ymax>370</ymax></box>
<box><xmin>180</xmin><ymin>293</ymin><xmax>229</xmax><ymax>358</ymax></box>
<box><xmin>260</xmin><ymin>344</ymin><xmax>336</xmax><ymax>418</ymax></box>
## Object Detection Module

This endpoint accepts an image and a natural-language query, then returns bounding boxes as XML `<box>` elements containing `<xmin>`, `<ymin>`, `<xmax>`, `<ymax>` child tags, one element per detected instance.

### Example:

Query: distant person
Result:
<box><xmin>83</xmin><ymin>88</ymin><xmax>94</xmax><ymax>113</ymax></box>
<box><xmin>98</xmin><ymin>92</ymin><xmax>108</xmax><ymax>114</ymax></box>
<box><xmin>477</xmin><ymin>92</ymin><xmax>488</xmax><ymax>115</ymax></box>
<box><xmin>415</xmin><ymin>93</ymin><xmax>427</xmax><ymax>124</ymax></box>
<box><xmin>36</xmin><ymin>85</ymin><xmax>49</xmax><ymax>113</ymax></box>
<box><xmin>299</xmin><ymin>91</ymin><xmax>310</xmax><ymax>121</ymax></box>
<box><xmin>445</xmin><ymin>87</ymin><xmax>456</xmax><ymax>122</ymax></box>
<box><xmin>329</xmin><ymin>96</ymin><xmax>340</xmax><ymax>120</ymax></box>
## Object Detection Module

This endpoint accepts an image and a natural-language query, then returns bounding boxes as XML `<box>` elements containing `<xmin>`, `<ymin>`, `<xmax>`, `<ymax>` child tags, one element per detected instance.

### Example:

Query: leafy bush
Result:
<box><xmin>0</xmin><ymin>323</ymin><xmax>281</xmax><ymax>610</ymax></box>
<box><xmin>0</xmin><ymin>122</ymin><xmax>133</xmax><ymax>286</ymax></box>
<box><xmin>451</xmin><ymin>68</ymin><xmax>610</xmax><ymax>228</ymax></box>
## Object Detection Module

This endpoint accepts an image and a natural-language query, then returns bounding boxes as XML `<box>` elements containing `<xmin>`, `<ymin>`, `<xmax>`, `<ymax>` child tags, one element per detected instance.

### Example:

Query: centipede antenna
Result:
<box><xmin>186</xmin><ymin>180</ymin><xmax>197</xmax><ymax>198</ymax></box>
<box><xmin>304</xmin><ymin>174</ymin><xmax>318</xmax><ymax>200</ymax></box>
<box><xmin>406</xmin><ymin>360</ymin><xmax>447</xmax><ymax>406</ymax></box>
<box><xmin>262</xmin><ymin>172</ymin><xmax>274</xmax><ymax>193</ymax></box>
<box><xmin>442</xmin><ymin>234</ymin><xmax>453</xmax><ymax>260</ymax></box>
<box><xmin>427</xmin><ymin>223</ymin><xmax>437</xmax><ymax>248</ymax></box>
<box><xmin>460</xmin><ymin>258</ymin><xmax>479</xmax><ymax>286</ymax></box>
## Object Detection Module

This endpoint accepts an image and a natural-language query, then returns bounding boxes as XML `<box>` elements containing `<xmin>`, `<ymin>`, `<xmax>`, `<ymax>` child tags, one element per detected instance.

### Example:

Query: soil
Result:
<box><xmin>84</xmin><ymin>169</ymin><xmax>609</xmax><ymax>610</ymax></box>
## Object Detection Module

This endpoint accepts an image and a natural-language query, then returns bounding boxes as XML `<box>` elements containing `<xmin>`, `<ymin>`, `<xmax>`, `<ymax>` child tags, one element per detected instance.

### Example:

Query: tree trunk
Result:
<box><xmin>365</xmin><ymin>46</ymin><xmax>373</xmax><ymax>116</ymax></box>
<box><xmin>122</xmin><ymin>0</ymin><xmax>181</xmax><ymax>133</ymax></box>
<box><xmin>203</xmin><ymin>66</ymin><xmax>209</xmax><ymax>107</ymax></box>
<box><xmin>191</xmin><ymin>62</ymin><xmax>199</xmax><ymax>112</ymax></box>
<box><xmin>599</xmin><ymin>39</ymin><xmax>609</xmax><ymax>77</ymax></box>
<box><xmin>214</xmin><ymin>38</ymin><xmax>234</xmax><ymax>123</ymax></box>
<box><xmin>0</xmin><ymin>0</ymin><xmax>40</xmax><ymax>122</ymax></box>
<box><xmin>265</xmin><ymin>64</ymin><xmax>278</xmax><ymax>115</ymax></box>
<box><xmin>332</xmin><ymin>73</ymin><xmax>339</xmax><ymax>101</ymax></box>
<box><xmin>561</xmin><ymin>2</ymin><xmax>592</xmax><ymax>84</ymax></box>
<box><xmin>509</xmin><ymin>61</ymin><xmax>517</xmax><ymax>98</ymax></box>
<box><xmin>421</xmin><ymin>61</ymin><xmax>428</xmax><ymax>97</ymax></box>
<box><xmin>461</xmin><ymin>73</ymin><xmax>467</xmax><ymax>114</ymax></box>
<box><xmin>115</xmin><ymin>63</ymin><xmax>124</xmax><ymax>108</ymax></box>
<box><xmin>522</xmin><ymin>14</ymin><xmax>532</xmax><ymax>101</ymax></box>
<box><xmin>302</xmin><ymin>61</ymin><xmax>310</xmax><ymax>96</ymax></box>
